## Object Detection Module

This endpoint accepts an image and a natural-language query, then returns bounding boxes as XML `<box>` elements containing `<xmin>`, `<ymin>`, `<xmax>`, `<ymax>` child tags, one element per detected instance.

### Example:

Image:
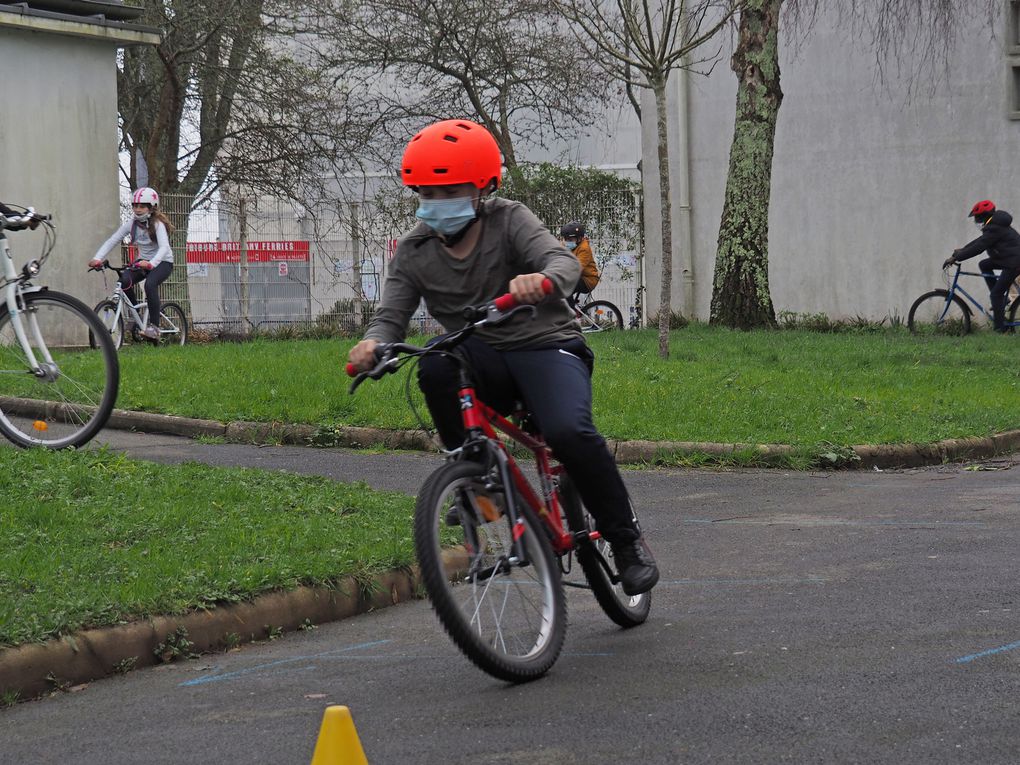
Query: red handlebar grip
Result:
<box><xmin>345</xmin><ymin>362</ymin><xmax>358</xmax><ymax>377</ymax></box>
<box><xmin>492</xmin><ymin>278</ymin><xmax>554</xmax><ymax>312</ymax></box>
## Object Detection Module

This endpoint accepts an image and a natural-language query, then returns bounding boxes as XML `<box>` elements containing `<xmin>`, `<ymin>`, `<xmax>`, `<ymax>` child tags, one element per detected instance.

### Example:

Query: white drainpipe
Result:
<box><xmin>676</xmin><ymin>64</ymin><xmax>695</xmax><ymax>317</ymax></box>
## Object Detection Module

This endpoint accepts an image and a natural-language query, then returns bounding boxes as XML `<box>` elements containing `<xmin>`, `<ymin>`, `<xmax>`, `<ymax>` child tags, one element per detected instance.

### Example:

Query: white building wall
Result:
<box><xmin>637</xmin><ymin>7</ymin><xmax>1020</xmax><ymax>322</ymax></box>
<box><xmin>0</xmin><ymin>19</ymin><xmax>156</xmax><ymax>307</ymax></box>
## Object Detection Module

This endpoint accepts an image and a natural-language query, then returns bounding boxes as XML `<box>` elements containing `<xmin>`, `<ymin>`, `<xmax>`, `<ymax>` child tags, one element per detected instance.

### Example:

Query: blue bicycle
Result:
<box><xmin>908</xmin><ymin>263</ymin><xmax>1020</xmax><ymax>336</ymax></box>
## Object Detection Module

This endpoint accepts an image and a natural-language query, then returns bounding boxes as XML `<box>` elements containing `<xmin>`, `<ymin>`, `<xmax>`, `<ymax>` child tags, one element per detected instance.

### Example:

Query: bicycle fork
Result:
<box><xmin>457</xmin><ymin>385</ymin><xmax>533</xmax><ymax>569</ymax></box>
<box><xmin>2</xmin><ymin>238</ymin><xmax>55</xmax><ymax>379</ymax></box>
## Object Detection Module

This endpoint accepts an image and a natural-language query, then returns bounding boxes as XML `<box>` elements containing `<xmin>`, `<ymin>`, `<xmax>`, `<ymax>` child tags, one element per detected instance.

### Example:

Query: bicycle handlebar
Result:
<box><xmin>89</xmin><ymin>262</ymin><xmax>124</xmax><ymax>273</ymax></box>
<box><xmin>345</xmin><ymin>278</ymin><xmax>555</xmax><ymax>391</ymax></box>
<box><xmin>0</xmin><ymin>207</ymin><xmax>52</xmax><ymax>230</ymax></box>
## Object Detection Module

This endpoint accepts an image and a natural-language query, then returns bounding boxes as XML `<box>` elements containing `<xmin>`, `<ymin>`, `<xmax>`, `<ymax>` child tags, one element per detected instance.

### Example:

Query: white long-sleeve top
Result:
<box><xmin>91</xmin><ymin>219</ymin><xmax>173</xmax><ymax>267</ymax></box>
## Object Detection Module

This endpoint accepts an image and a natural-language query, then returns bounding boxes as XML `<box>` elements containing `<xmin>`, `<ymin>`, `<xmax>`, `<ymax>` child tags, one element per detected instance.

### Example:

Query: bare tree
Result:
<box><xmin>555</xmin><ymin>0</ymin><xmax>736</xmax><ymax>358</ymax></box>
<box><xmin>710</xmin><ymin>0</ymin><xmax>1001</xmax><ymax>328</ymax></box>
<box><xmin>316</xmin><ymin>0</ymin><xmax>614</xmax><ymax>178</ymax></box>
<box><xmin>118</xmin><ymin>0</ymin><xmax>383</xmax><ymax>211</ymax></box>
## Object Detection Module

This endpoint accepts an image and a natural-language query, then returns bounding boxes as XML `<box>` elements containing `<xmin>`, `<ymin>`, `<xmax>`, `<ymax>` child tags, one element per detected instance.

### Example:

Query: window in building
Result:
<box><xmin>1010</xmin><ymin>62</ymin><xmax>1020</xmax><ymax>119</ymax></box>
<box><xmin>1010</xmin><ymin>0</ymin><xmax>1020</xmax><ymax>52</ymax></box>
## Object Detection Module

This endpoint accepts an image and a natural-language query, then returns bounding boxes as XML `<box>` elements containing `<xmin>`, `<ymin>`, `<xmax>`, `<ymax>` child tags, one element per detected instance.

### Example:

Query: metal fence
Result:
<box><xmin>123</xmin><ymin>188</ymin><xmax>644</xmax><ymax>336</ymax></box>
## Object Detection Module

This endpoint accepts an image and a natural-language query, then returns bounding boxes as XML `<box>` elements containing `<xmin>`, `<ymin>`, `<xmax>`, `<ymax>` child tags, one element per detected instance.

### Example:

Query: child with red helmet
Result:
<box><xmin>348</xmin><ymin>119</ymin><xmax>658</xmax><ymax>595</ymax></box>
<box><xmin>944</xmin><ymin>200</ymin><xmax>1020</xmax><ymax>332</ymax></box>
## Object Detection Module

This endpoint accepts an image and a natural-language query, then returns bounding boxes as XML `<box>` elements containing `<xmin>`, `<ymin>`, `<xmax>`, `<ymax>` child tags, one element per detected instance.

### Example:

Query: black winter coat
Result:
<box><xmin>954</xmin><ymin>209</ymin><xmax>1020</xmax><ymax>268</ymax></box>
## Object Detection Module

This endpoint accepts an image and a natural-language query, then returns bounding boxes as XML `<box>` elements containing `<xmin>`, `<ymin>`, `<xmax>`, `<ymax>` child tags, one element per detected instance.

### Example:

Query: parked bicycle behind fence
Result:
<box><xmin>0</xmin><ymin>203</ymin><xmax>118</xmax><ymax>448</ymax></box>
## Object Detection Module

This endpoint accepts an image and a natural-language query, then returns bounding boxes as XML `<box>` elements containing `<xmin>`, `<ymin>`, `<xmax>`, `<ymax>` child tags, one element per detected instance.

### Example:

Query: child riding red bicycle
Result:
<box><xmin>346</xmin><ymin>119</ymin><xmax>658</xmax><ymax>597</ymax></box>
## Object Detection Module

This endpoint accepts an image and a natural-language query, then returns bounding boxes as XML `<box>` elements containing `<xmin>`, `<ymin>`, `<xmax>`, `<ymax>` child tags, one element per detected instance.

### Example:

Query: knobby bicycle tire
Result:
<box><xmin>92</xmin><ymin>300</ymin><xmax>125</xmax><ymax>350</ymax></box>
<box><xmin>158</xmin><ymin>302</ymin><xmax>188</xmax><ymax>346</ymax></box>
<box><xmin>579</xmin><ymin>299</ymin><xmax>624</xmax><ymax>332</ymax></box>
<box><xmin>559</xmin><ymin>474</ymin><xmax>651</xmax><ymax>628</ymax></box>
<box><xmin>907</xmin><ymin>290</ymin><xmax>971</xmax><ymax>336</ymax></box>
<box><xmin>414</xmin><ymin>459</ymin><xmax>566</xmax><ymax>683</ymax></box>
<box><xmin>0</xmin><ymin>289</ymin><xmax>119</xmax><ymax>448</ymax></box>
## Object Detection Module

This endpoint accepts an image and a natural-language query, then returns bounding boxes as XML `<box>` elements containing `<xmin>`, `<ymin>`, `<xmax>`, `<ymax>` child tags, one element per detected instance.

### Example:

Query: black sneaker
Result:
<box><xmin>611</xmin><ymin>538</ymin><xmax>660</xmax><ymax>596</ymax></box>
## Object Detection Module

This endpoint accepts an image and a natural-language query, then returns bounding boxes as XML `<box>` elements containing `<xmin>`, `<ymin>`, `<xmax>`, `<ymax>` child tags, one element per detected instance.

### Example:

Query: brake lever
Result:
<box><xmin>346</xmin><ymin>351</ymin><xmax>400</xmax><ymax>394</ymax></box>
<box><xmin>484</xmin><ymin>303</ymin><xmax>536</xmax><ymax>326</ymax></box>
<box><xmin>348</xmin><ymin>372</ymin><xmax>370</xmax><ymax>395</ymax></box>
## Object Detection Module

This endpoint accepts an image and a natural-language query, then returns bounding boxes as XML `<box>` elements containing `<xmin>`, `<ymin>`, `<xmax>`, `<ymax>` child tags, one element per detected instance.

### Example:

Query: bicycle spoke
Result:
<box><xmin>0</xmin><ymin>292</ymin><xmax>118</xmax><ymax>448</ymax></box>
<box><xmin>415</xmin><ymin>463</ymin><xmax>565</xmax><ymax>681</ymax></box>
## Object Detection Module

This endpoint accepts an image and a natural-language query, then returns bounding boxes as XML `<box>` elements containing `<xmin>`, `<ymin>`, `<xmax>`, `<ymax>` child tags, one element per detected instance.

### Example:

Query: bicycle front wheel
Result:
<box><xmin>0</xmin><ymin>290</ymin><xmax>119</xmax><ymax>448</ymax></box>
<box><xmin>414</xmin><ymin>460</ymin><xmax>566</xmax><ymax>683</ymax></box>
<box><xmin>908</xmin><ymin>290</ymin><xmax>971</xmax><ymax>336</ymax></box>
<box><xmin>579</xmin><ymin>300</ymin><xmax>624</xmax><ymax>332</ymax></box>
<box><xmin>559</xmin><ymin>474</ymin><xmax>651</xmax><ymax>628</ymax></box>
<box><xmin>92</xmin><ymin>300</ymin><xmax>124</xmax><ymax>350</ymax></box>
<box><xmin>157</xmin><ymin>302</ymin><xmax>188</xmax><ymax>346</ymax></box>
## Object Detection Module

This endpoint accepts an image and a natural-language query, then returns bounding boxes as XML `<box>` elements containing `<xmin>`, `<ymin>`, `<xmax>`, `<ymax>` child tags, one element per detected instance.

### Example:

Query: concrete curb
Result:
<box><xmin>0</xmin><ymin>569</ymin><xmax>419</xmax><ymax>701</ymax></box>
<box><xmin>1</xmin><ymin>550</ymin><xmax>470</xmax><ymax>702</ymax></box>
<box><xmin>101</xmin><ymin>406</ymin><xmax>1020</xmax><ymax>470</ymax></box>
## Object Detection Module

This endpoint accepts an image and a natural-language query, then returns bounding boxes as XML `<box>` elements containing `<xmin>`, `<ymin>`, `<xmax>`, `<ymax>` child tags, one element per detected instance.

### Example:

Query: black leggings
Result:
<box><xmin>417</xmin><ymin>335</ymin><xmax>639</xmax><ymax>545</ymax></box>
<box><xmin>120</xmin><ymin>262</ymin><xmax>173</xmax><ymax>325</ymax></box>
<box><xmin>978</xmin><ymin>259</ymin><xmax>1020</xmax><ymax>330</ymax></box>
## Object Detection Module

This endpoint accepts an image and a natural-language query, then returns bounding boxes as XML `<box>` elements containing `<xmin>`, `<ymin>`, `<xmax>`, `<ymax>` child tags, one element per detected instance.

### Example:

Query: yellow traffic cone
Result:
<box><xmin>310</xmin><ymin>705</ymin><xmax>369</xmax><ymax>765</ymax></box>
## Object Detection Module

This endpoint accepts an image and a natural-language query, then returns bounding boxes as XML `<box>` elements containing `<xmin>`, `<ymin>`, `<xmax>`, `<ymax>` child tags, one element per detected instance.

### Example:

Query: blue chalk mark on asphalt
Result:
<box><xmin>954</xmin><ymin>640</ymin><xmax>1020</xmax><ymax>664</ymax></box>
<box><xmin>180</xmin><ymin>639</ymin><xmax>392</xmax><ymax>686</ymax></box>
<box><xmin>683</xmin><ymin>518</ymin><xmax>986</xmax><ymax>528</ymax></box>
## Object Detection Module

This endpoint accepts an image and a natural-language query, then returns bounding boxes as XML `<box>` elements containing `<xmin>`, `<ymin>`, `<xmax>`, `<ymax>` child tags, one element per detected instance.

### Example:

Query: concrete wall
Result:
<box><xmin>639</xmin><ymin>6</ymin><xmax>1020</xmax><ymax>322</ymax></box>
<box><xmin>0</xmin><ymin>20</ymin><xmax>154</xmax><ymax>307</ymax></box>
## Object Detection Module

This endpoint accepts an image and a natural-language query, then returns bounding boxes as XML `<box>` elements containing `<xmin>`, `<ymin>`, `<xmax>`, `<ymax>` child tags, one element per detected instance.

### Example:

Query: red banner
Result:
<box><xmin>185</xmin><ymin>241</ymin><xmax>310</xmax><ymax>264</ymax></box>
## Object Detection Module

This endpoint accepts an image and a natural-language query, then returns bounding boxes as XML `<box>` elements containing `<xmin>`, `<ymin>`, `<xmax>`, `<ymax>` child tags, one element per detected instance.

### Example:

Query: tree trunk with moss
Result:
<box><xmin>710</xmin><ymin>0</ymin><xmax>783</xmax><ymax>329</ymax></box>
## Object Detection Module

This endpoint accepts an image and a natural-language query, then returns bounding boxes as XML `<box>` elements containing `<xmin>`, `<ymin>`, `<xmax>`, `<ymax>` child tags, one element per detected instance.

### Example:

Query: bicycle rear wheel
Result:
<box><xmin>157</xmin><ymin>302</ymin><xmax>188</xmax><ymax>346</ymax></box>
<box><xmin>908</xmin><ymin>290</ymin><xmax>971</xmax><ymax>336</ymax></box>
<box><xmin>414</xmin><ymin>459</ymin><xmax>566</xmax><ymax>683</ymax></box>
<box><xmin>92</xmin><ymin>300</ymin><xmax>125</xmax><ymax>350</ymax></box>
<box><xmin>559</xmin><ymin>475</ymin><xmax>651</xmax><ymax>627</ymax></box>
<box><xmin>579</xmin><ymin>299</ymin><xmax>624</xmax><ymax>333</ymax></box>
<box><xmin>0</xmin><ymin>290</ymin><xmax>119</xmax><ymax>448</ymax></box>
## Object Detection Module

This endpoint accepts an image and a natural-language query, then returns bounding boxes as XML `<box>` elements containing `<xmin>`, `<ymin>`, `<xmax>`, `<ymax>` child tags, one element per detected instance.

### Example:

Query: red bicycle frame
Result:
<box><xmin>457</xmin><ymin>382</ymin><xmax>600</xmax><ymax>556</ymax></box>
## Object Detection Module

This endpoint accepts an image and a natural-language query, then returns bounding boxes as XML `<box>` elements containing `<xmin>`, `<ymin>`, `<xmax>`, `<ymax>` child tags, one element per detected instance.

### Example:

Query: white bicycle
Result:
<box><xmin>0</xmin><ymin>205</ymin><xmax>119</xmax><ymax>448</ymax></box>
<box><xmin>90</xmin><ymin>262</ymin><xmax>188</xmax><ymax>348</ymax></box>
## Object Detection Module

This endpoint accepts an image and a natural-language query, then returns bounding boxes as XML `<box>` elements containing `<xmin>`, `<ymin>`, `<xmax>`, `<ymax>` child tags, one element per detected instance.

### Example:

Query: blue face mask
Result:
<box><xmin>416</xmin><ymin>196</ymin><xmax>477</xmax><ymax>237</ymax></box>
<box><xmin>564</xmin><ymin>241</ymin><xmax>578</xmax><ymax>251</ymax></box>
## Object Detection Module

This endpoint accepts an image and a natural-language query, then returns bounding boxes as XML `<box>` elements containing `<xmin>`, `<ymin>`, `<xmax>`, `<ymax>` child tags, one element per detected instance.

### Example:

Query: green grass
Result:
<box><xmin>0</xmin><ymin>447</ymin><xmax>415</xmax><ymax>648</ymax></box>
<box><xmin>114</xmin><ymin>326</ymin><xmax>1020</xmax><ymax>447</ymax></box>
<box><xmin>5</xmin><ymin>325</ymin><xmax>1019</xmax><ymax>649</ymax></box>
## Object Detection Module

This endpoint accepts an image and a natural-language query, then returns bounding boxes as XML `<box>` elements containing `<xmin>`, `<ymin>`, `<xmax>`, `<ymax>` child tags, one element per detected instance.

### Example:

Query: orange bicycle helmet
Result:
<box><xmin>968</xmin><ymin>199</ymin><xmax>995</xmax><ymax>218</ymax></box>
<box><xmin>401</xmin><ymin>120</ymin><xmax>502</xmax><ymax>190</ymax></box>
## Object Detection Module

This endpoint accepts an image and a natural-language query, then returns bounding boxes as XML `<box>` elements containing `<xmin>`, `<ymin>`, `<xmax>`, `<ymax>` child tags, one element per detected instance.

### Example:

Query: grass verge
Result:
<box><xmin>0</xmin><ymin>447</ymin><xmax>414</xmax><ymax>648</ymax></box>
<box><xmin>113</xmin><ymin>326</ymin><xmax>1020</xmax><ymax>447</ymax></box>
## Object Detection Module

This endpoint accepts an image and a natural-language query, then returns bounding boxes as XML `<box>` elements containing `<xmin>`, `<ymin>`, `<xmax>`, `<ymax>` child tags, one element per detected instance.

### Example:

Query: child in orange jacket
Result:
<box><xmin>559</xmin><ymin>221</ymin><xmax>599</xmax><ymax>295</ymax></box>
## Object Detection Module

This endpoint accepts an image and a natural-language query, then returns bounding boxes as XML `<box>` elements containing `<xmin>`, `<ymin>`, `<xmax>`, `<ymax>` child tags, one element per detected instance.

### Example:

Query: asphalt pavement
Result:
<box><xmin>3</xmin><ymin>431</ymin><xmax>1020</xmax><ymax>764</ymax></box>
